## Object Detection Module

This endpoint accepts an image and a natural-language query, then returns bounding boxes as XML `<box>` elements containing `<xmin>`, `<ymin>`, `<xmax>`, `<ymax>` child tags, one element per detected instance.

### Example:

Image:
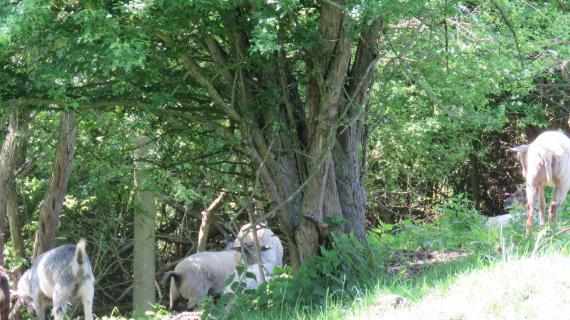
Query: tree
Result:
<box><xmin>32</xmin><ymin>112</ymin><xmax>77</xmax><ymax>260</ymax></box>
<box><xmin>4</xmin><ymin>0</ymin><xmax>387</xmax><ymax>266</ymax></box>
<box><xmin>0</xmin><ymin>107</ymin><xmax>20</xmax><ymax>265</ymax></box>
<box><xmin>144</xmin><ymin>0</ymin><xmax>385</xmax><ymax>265</ymax></box>
<box><xmin>132</xmin><ymin>135</ymin><xmax>156</xmax><ymax>313</ymax></box>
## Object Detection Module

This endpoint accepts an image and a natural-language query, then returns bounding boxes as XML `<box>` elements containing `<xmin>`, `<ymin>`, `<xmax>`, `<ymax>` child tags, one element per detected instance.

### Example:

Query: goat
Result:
<box><xmin>510</xmin><ymin>130</ymin><xmax>570</xmax><ymax>236</ymax></box>
<box><xmin>162</xmin><ymin>250</ymin><xmax>241</xmax><ymax>311</ymax></box>
<box><xmin>234</xmin><ymin>223</ymin><xmax>283</xmax><ymax>267</ymax></box>
<box><xmin>485</xmin><ymin>214</ymin><xmax>514</xmax><ymax>229</ymax></box>
<box><xmin>503</xmin><ymin>187</ymin><xmax>527</xmax><ymax>210</ymax></box>
<box><xmin>15</xmin><ymin>240</ymin><xmax>94</xmax><ymax>320</ymax></box>
<box><xmin>0</xmin><ymin>267</ymin><xmax>9</xmax><ymax>320</ymax></box>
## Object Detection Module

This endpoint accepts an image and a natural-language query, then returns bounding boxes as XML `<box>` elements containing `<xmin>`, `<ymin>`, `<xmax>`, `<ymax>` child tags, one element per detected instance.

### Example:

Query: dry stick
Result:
<box><xmin>489</xmin><ymin>0</ymin><xmax>524</xmax><ymax>66</ymax></box>
<box><xmin>532</xmin><ymin>226</ymin><xmax>570</xmax><ymax>255</ymax></box>
<box><xmin>247</xmin><ymin>200</ymin><xmax>266</xmax><ymax>283</ymax></box>
<box><xmin>196</xmin><ymin>191</ymin><xmax>227</xmax><ymax>252</ymax></box>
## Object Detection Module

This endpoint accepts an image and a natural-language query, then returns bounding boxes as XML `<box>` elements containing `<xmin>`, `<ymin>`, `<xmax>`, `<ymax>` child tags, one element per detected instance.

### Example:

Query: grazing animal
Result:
<box><xmin>16</xmin><ymin>240</ymin><xmax>94</xmax><ymax>320</ymax></box>
<box><xmin>0</xmin><ymin>267</ymin><xmax>9</xmax><ymax>320</ymax></box>
<box><xmin>503</xmin><ymin>187</ymin><xmax>527</xmax><ymax>209</ymax></box>
<box><xmin>162</xmin><ymin>250</ymin><xmax>241</xmax><ymax>311</ymax></box>
<box><xmin>234</xmin><ymin>223</ymin><xmax>284</xmax><ymax>267</ymax></box>
<box><xmin>224</xmin><ymin>263</ymin><xmax>276</xmax><ymax>293</ymax></box>
<box><xmin>485</xmin><ymin>213</ymin><xmax>514</xmax><ymax>229</ymax></box>
<box><xmin>510</xmin><ymin>131</ymin><xmax>570</xmax><ymax>236</ymax></box>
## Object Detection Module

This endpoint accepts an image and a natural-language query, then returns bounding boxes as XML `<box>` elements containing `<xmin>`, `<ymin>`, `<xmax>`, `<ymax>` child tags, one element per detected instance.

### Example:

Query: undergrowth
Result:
<box><xmin>99</xmin><ymin>194</ymin><xmax>570</xmax><ymax>319</ymax></box>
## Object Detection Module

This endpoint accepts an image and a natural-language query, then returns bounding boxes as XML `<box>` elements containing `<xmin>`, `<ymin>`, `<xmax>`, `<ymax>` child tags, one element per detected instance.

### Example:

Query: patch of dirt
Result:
<box><xmin>386</xmin><ymin>248</ymin><xmax>470</xmax><ymax>277</ymax></box>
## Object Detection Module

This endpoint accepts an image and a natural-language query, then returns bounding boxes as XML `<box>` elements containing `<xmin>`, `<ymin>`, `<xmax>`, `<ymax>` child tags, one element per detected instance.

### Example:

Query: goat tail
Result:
<box><xmin>545</xmin><ymin>157</ymin><xmax>554</xmax><ymax>185</ymax></box>
<box><xmin>72</xmin><ymin>239</ymin><xmax>91</xmax><ymax>277</ymax></box>
<box><xmin>75</xmin><ymin>239</ymin><xmax>88</xmax><ymax>266</ymax></box>
<box><xmin>161</xmin><ymin>271</ymin><xmax>181</xmax><ymax>287</ymax></box>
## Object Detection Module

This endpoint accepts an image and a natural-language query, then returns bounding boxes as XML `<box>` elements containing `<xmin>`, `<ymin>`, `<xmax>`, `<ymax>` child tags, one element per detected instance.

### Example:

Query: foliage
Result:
<box><xmin>203</xmin><ymin>233</ymin><xmax>375</xmax><ymax>319</ymax></box>
<box><xmin>370</xmin><ymin>195</ymin><xmax>493</xmax><ymax>263</ymax></box>
<box><xmin>365</xmin><ymin>0</ymin><xmax>570</xmax><ymax>220</ymax></box>
<box><xmin>0</xmin><ymin>0</ymin><xmax>569</xmax><ymax>318</ymax></box>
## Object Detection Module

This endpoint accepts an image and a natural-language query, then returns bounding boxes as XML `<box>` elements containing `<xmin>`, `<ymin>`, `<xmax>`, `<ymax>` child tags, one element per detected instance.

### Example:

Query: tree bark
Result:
<box><xmin>0</xmin><ymin>108</ymin><xmax>19</xmax><ymax>265</ymax></box>
<box><xmin>8</xmin><ymin>113</ymin><xmax>30</xmax><ymax>282</ymax></box>
<box><xmin>334</xmin><ymin>18</ymin><xmax>384</xmax><ymax>244</ymax></box>
<box><xmin>32</xmin><ymin>112</ymin><xmax>77</xmax><ymax>261</ymax></box>
<box><xmin>196</xmin><ymin>192</ymin><xmax>226</xmax><ymax>252</ymax></box>
<box><xmin>132</xmin><ymin>136</ymin><xmax>156</xmax><ymax>313</ymax></box>
<box><xmin>7</xmin><ymin>184</ymin><xmax>24</xmax><ymax>264</ymax></box>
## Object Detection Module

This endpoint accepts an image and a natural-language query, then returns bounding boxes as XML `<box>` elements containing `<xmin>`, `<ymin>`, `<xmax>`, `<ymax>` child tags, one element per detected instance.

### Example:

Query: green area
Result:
<box><xmin>0</xmin><ymin>0</ymin><xmax>569</xmax><ymax>319</ymax></box>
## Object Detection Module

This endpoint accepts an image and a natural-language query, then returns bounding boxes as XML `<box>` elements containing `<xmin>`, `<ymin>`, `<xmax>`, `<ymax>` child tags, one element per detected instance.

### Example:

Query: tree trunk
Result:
<box><xmin>132</xmin><ymin>136</ymin><xmax>156</xmax><ymax>313</ymax></box>
<box><xmin>334</xmin><ymin>18</ymin><xmax>384</xmax><ymax>244</ymax></box>
<box><xmin>0</xmin><ymin>108</ymin><xmax>19</xmax><ymax>265</ymax></box>
<box><xmin>32</xmin><ymin>112</ymin><xmax>77</xmax><ymax>260</ymax></box>
<box><xmin>7</xmin><ymin>184</ymin><xmax>24</xmax><ymax>265</ymax></box>
<box><xmin>8</xmin><ymin>113</ymin><xmax>30</xmax><ymax>282</ymax></box>
<box><xmin>196</xmin><ymin>192</ymin><xmax>226</xmax><ymax>252</ymax></box>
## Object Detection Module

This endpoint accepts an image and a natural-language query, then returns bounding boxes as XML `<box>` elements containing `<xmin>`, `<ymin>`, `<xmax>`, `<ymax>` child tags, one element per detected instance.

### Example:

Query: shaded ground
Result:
<box><xmin>386</xmin><ymin>248</ymin><xmax>470</xmax><ymax>277</ymax></box>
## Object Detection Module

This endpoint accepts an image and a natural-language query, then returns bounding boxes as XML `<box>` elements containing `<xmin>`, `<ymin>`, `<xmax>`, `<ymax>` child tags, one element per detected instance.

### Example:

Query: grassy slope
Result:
<box><xmin>228</xmin><ymin>200</ymin><xmax>570</xmax><ymax>320</ymax></box>
<box><xmin>352</xmin><ymin>253</ymin><xmax>570</xmax><ymax>320</ymax></box>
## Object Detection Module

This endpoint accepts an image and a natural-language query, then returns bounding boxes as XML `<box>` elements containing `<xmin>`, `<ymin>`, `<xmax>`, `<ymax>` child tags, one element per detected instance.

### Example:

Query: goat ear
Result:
<box><xmin>509</xmin><ymin>144</ymin><xmax>529</xmax><ymax>153</ymax></box>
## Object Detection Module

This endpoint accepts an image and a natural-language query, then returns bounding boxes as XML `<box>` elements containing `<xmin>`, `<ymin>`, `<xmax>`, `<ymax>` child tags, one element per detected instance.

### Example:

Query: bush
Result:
<box><xmin>203</xmin><ymin>233</ymin><xmax>377</xmax><ymax>319</ymax></box>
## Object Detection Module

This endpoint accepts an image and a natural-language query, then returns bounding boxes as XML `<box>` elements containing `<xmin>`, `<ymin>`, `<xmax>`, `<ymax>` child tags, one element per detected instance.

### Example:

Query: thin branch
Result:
<box><xmin>5</xmin><ymin>98</ymin><xmax>148</xmax><ymax>109</ymax></box>
<box><xmin>490</xmin><ymin>0</ymin><xmax>524</xmax><ymax>66</ymax></box>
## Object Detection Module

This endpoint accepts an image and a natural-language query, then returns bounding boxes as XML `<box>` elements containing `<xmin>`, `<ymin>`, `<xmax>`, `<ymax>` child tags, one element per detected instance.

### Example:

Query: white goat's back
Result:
<box><xmin>175</xmin><ymin>251</ymin><xmax>241</xmax><ymax>293</ymax></box>
<box><xmin>485</xmin><ymin>214</ymin><xmax>514</xmax><ymax>229</ymax></box>
<box><xmin>512</xmin><ymin>130</ymin><xmax>570</xmax><ymax>236</ymax></box>
<box><xmin>168</xmin><ymin>250</ymin><xmax>241</xmax><ymax>310</ymax></box>
<box><xmin>524</xmin><ymin>131</ymin><xmax>570</xmax><ymax>188</ymax></box>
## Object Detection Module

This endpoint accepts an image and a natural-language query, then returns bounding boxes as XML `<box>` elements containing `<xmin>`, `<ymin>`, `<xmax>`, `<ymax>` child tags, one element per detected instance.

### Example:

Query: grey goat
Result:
<box><xmin>162</xmin><ymin>250</ymin><xmax>241</xmax><ymax>311</ymax></box>
<box><xmin>16</xmin><ymin>240</ymin><xmax>95</xmax><ymax>320</ymax></box>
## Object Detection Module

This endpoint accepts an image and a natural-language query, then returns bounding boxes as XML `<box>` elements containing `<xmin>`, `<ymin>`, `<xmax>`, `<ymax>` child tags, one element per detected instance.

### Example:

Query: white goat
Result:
<box><xmin>234</xmin><ymin>223</ymin><xmax>283</xmax><ymax>267</ymax></box>
<box><xmin>485</xmin><ymin>213</ymin><xmax>514</xmax><ymax>229</ymax></box>
<box><xmin>162</xmin><ymin>250</ymin><xmax>241</xmax><ymax>310</ymax></box>
<box><xmin>510</xmin><ymin>130</ymin><xmax>570</xmax><ymax>236</ymax></box>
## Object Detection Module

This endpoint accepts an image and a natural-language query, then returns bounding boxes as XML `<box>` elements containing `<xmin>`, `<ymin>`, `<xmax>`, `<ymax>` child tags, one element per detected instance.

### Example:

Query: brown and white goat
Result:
<box><xmin>510</xmin><ymin>130</ymin><xmax>570</xmax><ymax>236</ymax></box>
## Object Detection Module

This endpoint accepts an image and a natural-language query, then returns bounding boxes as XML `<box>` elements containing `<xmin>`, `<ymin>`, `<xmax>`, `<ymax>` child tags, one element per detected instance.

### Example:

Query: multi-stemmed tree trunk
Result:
<box><xmin>157</xmin><ymin>0</ymin><xmax>383</xmax><ymax>266</ymax></box>
<box><xmin>132</xmin><ymin>136</ymin><xmax>156</xmax><ymax>313</ymax></box>
<box><xmin>32</xmin><ymin>112</ymin><xmax>77</xmax><ymax>260</ymax></box>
